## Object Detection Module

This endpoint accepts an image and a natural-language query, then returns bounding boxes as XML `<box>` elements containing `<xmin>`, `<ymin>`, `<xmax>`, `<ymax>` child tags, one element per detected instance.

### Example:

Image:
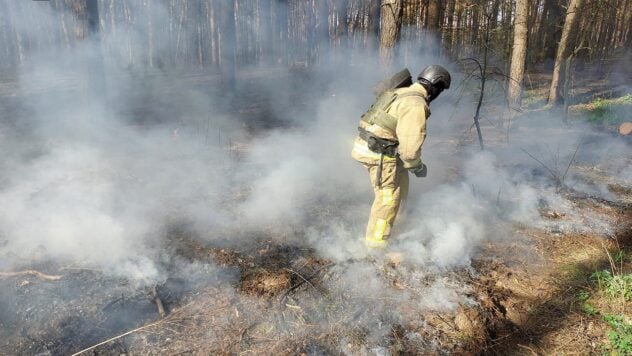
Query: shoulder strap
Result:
<box><xmin>394</xmin><ymin>91</ymin><xmax>425</xmax><ymax>100</ymax></box>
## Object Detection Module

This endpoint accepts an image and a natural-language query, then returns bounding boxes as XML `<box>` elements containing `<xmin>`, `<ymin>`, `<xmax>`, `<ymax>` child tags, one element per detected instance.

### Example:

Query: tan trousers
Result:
<box><xmin>364</xmin><ymin>159</ymin><xmax>409</xmax><ymax>247</ymax></box>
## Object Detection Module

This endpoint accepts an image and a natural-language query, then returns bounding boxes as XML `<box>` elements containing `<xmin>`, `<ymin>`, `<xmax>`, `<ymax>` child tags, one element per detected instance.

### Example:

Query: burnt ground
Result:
<box><xmin>0</xmin><ymin>71</ymin><xmax>631</xmax><ymax>355</ymax></box>
<box><xmin>0</xmin><ymin>141</ymin><xmax>630</xmax><ymax>355</ymax></box>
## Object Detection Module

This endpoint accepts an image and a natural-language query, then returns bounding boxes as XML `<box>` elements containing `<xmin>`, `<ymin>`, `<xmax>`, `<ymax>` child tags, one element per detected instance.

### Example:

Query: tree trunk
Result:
<box><xmin>219</xmin><ymin>1</ymin><xmax>236</xmax><ymax>91</ymax></box>
<box><xmin>328</xmin><ymin>0</ymin><xmax>348</xmax><ymax>49</ymax></box>
<box><xmin>507</xmin><ymin>0</ymin><xmax>529</xmax><ymax>108</ymax></box>
<box><xmin>64</xmin><ymin>0</ymin><xmax>105</xmax><ymax>99</ymax></box>
<box><xmin>425</xmin><ymin>0</ymin><xmax>440</xmax><ymax>55</ymax></box>
<box><xmin>0</xmin><ymin>0</ymin><xmax>9</xmax><ymax>70</ymax></box>
<box><xmin>540</xmin><ymin>0</ymin><xmax>562</xmax><ymax>62</ymax></box>
<box><xmin>4</xmin><ymin>1</ymin><xmax>23</xmax><ymax>68</ymax></box>
<box><xmin>621</xmin><ymin>0</ymin><xmax>632</xmax><ymax>46</ymax></box>
<box><xmin>427</xmin><ymin>0</ymin><xmax>440</xmax><ymax>31</ymax></box>
<box><xmin>69</xmin><ymin>0</ymin><xmax>89</xmax><ymax>40</ymax></box>
<box><xmin>146</xmin><ymin>0</ymin><xmax>154</xmax><ymax>67</ymax></box>
<box><xmin>368</xmin><ymin>0</ymin><xmax>381</xmax><ymax>53</ymax></box>
<box><xmin>207</xmin><ymin>1</ymin><xmax>216</xmax><ymax>67</ymax></box>
<box><xmin>444</xmin><ymin>0</ymin><xmax>455</xmax><ymax>55</ymax></box>
<box><xmin>379</xmin><ymin>0</ymin><xmax>403</xmax><ymax>68</ymax></box>
<box><xmin>312</xmin><ymin>0</ymin><xmax>328</xmax><ymax>63</ymax></box>
<box><xmin>258</xmin><ymin>0</ymin><xmax>272</xmax><ymax>65</ymax></box>
<box><xmin>548</xmin><ymin>0</ymin><xmax>583</xmax><ymax>105</ymax></box>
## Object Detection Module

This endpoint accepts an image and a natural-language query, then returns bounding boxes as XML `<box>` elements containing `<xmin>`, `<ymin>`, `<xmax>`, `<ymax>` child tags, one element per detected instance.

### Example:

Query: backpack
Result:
<box><xmin>362</xmin><ymin>68</ymin><xmax>424</xmax><ymax>133</ymax></box>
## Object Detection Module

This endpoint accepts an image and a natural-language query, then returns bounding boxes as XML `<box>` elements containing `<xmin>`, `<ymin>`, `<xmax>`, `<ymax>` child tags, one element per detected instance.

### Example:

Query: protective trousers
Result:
<box><xmin>364</xmin><ymin>159</ymin><xmax>409</xmax><ymax>248</ymax></box>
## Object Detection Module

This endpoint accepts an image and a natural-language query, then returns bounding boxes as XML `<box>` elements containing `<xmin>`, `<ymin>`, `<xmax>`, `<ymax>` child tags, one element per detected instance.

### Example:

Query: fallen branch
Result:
<box><xmin>0</xmin><ymin>270</ymin><xmax>63</xmax><ymax>281</ymax></box>
<box><xmin>70</xmin><ymin>320</ymin><xmax>164</xmax><ymax>356</ymax></box>
<box><xmin>151</xmin><ymin>284</ymin><xmax>167</xmax><ymax>318</ymax></box>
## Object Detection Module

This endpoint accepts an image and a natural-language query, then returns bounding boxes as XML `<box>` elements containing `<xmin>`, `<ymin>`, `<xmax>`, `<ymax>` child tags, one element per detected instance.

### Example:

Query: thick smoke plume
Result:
<box><xmin>0</xmin><ymin>1</ymin><xmax>629</xmax><ymax>296</ymax></box>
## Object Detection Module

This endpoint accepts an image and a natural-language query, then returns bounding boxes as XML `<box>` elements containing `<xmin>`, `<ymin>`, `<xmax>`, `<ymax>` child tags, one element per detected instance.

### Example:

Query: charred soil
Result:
<box><xmin>1</xmin><ymin>189</ymin><xmax>629</xmax><ymax>354</ymax></box>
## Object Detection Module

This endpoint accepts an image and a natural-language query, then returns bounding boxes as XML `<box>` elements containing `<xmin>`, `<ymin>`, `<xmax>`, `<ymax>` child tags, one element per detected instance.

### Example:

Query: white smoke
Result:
<box><xmin>0</xmin><ymin>0</ymin><xmax>628</xmax><ymax>288</ymax></box>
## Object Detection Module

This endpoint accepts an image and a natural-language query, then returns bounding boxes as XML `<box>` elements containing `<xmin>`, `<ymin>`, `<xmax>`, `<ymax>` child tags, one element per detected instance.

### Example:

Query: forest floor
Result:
<box><xmin>2</xmin><ymin>135</ymin><xmax>630</xmax><ymax>355</ymax></box>
<box><xmin>0</xmin><ymin>152</ymin><xmax>632</xmax><ymax>355</ymax></box>
<box><xmin>0</xmin><ymin>71</ymin><xmax>631</xmax><ymax>355</ymax></box>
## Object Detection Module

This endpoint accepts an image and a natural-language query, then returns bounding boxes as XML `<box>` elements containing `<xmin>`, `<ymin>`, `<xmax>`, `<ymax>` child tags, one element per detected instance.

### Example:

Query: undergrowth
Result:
<box><xmin>583</xmin><ymin>94</ymin><xmax>632</xmax><ymax>124</ymax></box>
<box><xmin>578</xmin><ymin>249</ymin><xmax>632</xmax><ymax>355</ymax></box>
<box><xmin>591</xmin><ymin>270</ymin><xmax>632</xmax><ymax>301</ymax></box>
<box><xmin>603</xmin><ymin>314</ymin><xmax>632</xmax><ymax>356</ymax></box>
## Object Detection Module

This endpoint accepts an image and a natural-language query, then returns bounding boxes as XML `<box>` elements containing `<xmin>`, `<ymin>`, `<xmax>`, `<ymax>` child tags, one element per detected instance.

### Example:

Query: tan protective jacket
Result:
<box><xmin>351</xmin><ymin>82</ymin><xmax>430</xmax><ymax>169</ymax></box>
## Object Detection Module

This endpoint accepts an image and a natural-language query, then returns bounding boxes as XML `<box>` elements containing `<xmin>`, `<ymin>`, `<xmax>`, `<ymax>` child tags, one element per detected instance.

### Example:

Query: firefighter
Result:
<box><xmin>352</xmin><ymin>65</ymin><xmax>451</xmax><ymax>248</ymax></box>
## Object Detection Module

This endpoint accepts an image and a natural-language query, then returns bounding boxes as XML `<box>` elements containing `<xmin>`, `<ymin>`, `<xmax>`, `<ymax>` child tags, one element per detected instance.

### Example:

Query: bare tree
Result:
<box><xmin>507</xmin><ymin>0</ymin><xmax>529</xmax><ymax>108</ymax></box>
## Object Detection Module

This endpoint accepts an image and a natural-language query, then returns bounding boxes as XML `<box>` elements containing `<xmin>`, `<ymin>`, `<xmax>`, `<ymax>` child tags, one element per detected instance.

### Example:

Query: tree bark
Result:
<box><xmin>379</xmin><ymin>0</ymin><xmax>403</xmax><ymax>68</ymax></box>
<box><xmin>426</xmin><ymin>0</ymin><xmax>440</xmax><ymax>55</ymax></box>
<box><xmin>548</xmin><ymin>0</ymin><xmax>583</xmax><ymax>105</ymax></box>
<box><xmin>69</xmin><ymin>0</ymin><xmax>89</xmax><ymax>40</ymax></box>
<box><xmin>426</xmin><ymin>0</ymin><xmax>440</xmax><ymax>31</ymax></box>
<box><xmin>621</xmin><ymin>0</ymin><xmax>632</xmax><ymax>46</ymax></box>
<box><xmin>507</xmin><ymin>0</ymin><xmax>529</xmax><ymax>108</ymax></box>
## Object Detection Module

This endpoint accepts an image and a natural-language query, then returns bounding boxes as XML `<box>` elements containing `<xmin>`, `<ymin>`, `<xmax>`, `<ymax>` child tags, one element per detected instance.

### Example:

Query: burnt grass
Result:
<box><xmin>0</xmin><ymin>267</ymin><xmax>157</xmax><ymax>355</ymax></box>
<box><xmin>0</xmin><ymin>175</ymin><xmax>630</xmax><ymax>355</ymax></box>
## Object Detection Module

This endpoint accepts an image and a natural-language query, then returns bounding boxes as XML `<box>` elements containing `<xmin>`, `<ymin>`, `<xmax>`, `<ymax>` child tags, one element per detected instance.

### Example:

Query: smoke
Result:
<box><xmin>0</xmin><ymin>4</ymin><xmax>630</xmax><ymax>350</ymax></box>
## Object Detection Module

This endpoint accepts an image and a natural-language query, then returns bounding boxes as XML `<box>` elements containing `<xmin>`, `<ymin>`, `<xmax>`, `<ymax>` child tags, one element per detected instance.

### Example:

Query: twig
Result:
<box><xmin>59</xmin><ymin>267</ymin><xmax>101</xmax><ymax>272</ymax></box>
<box><xmin>280</xmin><ymin>263</ymin><xmax>334</xmax><ymax>304</ymax></box>
<box><xmin>102</xmin><ymin>295</ymin><xmax>124</xmax><ymax>312</ymax></box>
<box><xmin>70</xmin><ymin>320</ymin><xmax>164</xmax><ymax>356</ymax></box>
<box><xmin>151</xmin><ymin>284</ymin><xmax>167</xmax><ymax>318</ymax></box>
<box><xmin>433</xmin><ymin>313</ymin><xmax>458</xmax><ymax>331</ymax></box>
<box><xmin>240</xmin><ymin>322</ymin><xmax>259</xmax><ymax>343</ymax></box>
<box><xmin>516</xmin><ymin>343</ymin><xmax>538</xmax><ymax>355</ymax></box>
<box><xmin>602</xmin><ymin>242</ymin><xmax>618</xmax><ymax>275</ymax></box>
<box><xmin>561</xmin><ymin>135</ymin><xmax>584</xmax><ymax>183</ymax></box>
<box><xmin>460</xmin><ymin>57</ymin><xmax>486</xmax><ymax>150</ymax></box>
<box><xmin>520</xmin><ymin>148</ymin><xmax>559</xmax><ymax>184</ymax></box>
<box><xmin>284</xmin><ymin>268</ymin><xmax>318</xmax><ymax>293</ymax></box>
<box><xmin>0</xmin><ymin>270</ymin><xmax>63</xmax><ymax>281</ymax></box>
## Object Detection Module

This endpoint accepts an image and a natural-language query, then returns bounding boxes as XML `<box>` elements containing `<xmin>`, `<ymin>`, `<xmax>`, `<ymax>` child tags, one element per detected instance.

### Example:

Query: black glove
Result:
<box><xmin>410</xmin><ymin>163</ymin><xmax>427</xmax><ymax>178</ymax></box>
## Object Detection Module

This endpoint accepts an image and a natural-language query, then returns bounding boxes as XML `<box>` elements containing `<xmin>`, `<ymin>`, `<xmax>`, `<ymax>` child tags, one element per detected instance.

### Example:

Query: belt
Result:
<box><xmin>358</xmin><ymin>127</ymin><xmax>399</xmax><ymax>188</ymax></box>
<box><xmin>357</xmin><ymin>127</ymin><xmax>398</xmax><ymax>157</ymax></box>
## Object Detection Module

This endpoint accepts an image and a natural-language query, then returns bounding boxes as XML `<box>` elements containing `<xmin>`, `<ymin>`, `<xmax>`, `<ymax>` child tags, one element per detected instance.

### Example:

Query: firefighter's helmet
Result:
<box><xmin>417</xmin><ymin>65</ymin><xmax>451</xmax><ymax>90</ymax></box>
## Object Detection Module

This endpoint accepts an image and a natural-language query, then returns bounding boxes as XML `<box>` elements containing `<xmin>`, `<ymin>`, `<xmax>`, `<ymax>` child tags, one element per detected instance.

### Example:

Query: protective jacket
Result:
<box><xmin>351</xmin><ymin>82</ymin><xmax>430</xmax><ymax>248</ymax></box>
<box><xmin>351</xmin><ymin>82</ymin><xmax>430</xmax><ymax>169</ymax></box>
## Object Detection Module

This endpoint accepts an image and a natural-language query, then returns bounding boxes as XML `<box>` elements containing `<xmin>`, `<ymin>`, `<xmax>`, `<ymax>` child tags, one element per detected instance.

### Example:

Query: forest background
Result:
<box><xmin>1</xmin><ymin>0</ymin><xmax>630</xmax><ymax>111</ymax></box>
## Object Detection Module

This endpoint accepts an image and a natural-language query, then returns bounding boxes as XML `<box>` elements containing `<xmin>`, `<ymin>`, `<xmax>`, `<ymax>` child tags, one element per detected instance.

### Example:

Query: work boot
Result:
<box><xmin>365</xmin><ymin>236</ymin><xmax>387</xmax><ymax>249</ymax></box>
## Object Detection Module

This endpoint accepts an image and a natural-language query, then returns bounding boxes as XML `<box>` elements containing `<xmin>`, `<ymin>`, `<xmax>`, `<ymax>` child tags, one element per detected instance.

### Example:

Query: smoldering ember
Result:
<box><xmin>0</xmin><ymin>1</ymin><xmax>630</xmax><ymax>355</ymax></box>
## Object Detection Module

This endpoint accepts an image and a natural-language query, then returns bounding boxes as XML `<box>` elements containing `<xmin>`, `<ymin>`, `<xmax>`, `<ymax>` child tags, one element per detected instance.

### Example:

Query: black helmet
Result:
<box><xmin>417</xmin><ymin>65</ymin><xmax>451</xmax><ymax>90</ymax></box>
